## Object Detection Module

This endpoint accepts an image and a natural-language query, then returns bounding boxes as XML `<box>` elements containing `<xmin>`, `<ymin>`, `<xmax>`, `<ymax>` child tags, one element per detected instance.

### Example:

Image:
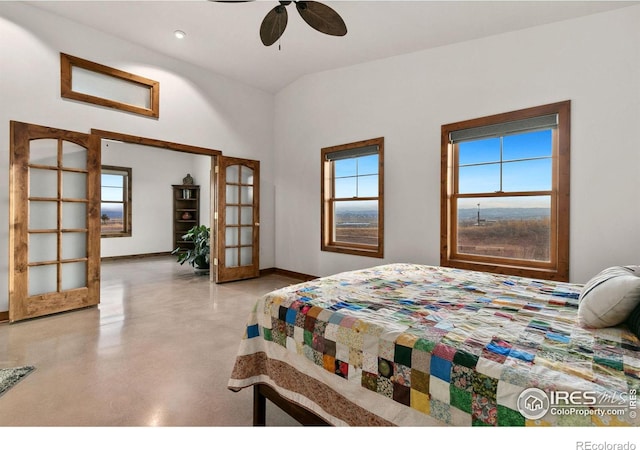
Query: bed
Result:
<box><xmin>228</xmin><ymin>263</ymin><xmax>640</xmax><ymax>426</ymax></box>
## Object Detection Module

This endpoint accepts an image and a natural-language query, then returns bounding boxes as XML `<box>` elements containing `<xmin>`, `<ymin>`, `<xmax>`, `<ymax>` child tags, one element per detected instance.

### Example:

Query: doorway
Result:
<box><xmin>8</xmin><ymin>123</ymin><xmax>261</xmax><ymax>322</ymax></box>
<box><xmin>92</xmin><ymin>129</ymin><xmax>261</xmax><ymax>283</ymax></box>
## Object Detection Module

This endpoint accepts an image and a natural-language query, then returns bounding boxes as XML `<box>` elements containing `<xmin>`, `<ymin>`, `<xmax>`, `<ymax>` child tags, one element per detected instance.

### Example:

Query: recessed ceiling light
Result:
<box><xmin>174</xmin><ymin>30</ymin><xmax>186</xmax><ymax>39</ymax></box>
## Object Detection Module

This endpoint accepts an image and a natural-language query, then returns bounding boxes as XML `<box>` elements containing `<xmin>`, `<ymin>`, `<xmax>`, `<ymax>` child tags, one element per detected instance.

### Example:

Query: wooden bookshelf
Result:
<box><xmin>172</xmin><ymin>184</ymin><xmax>200</xmax><ymax>250</ymax></box>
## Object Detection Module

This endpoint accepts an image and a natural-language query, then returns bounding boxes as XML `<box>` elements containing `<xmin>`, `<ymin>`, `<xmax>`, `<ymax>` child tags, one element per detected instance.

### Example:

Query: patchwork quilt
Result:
<box><xmin>228</xmin><ymin>263</ymin><xmax>640</xmax><ymax>426</ymax></box>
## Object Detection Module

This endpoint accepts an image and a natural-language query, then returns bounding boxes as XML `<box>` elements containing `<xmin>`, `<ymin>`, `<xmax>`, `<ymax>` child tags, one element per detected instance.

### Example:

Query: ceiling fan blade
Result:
<box><xmin>295</xmin><ymin>1</ymin><xmax>347</xmax><ymax>37</ymax></box>
<box><xmin>260</xmin><ymin>4</ymin><xmax>288</xmax><ymax>46</ymax></box>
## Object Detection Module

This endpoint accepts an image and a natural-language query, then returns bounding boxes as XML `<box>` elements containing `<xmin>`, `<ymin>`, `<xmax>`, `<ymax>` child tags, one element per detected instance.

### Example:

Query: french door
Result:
<box><xmin>9</xmin><ymin>121</ymin><xmax>101</xmax><ymax>322</ymax></box>
<box><xmin>214</xmin><ymin>156</ymin><xmax>260</xmax><ymax>283</ymax></box>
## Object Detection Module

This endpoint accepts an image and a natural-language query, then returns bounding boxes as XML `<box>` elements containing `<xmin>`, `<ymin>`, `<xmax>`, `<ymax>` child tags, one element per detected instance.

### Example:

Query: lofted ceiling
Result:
<box><xmin>27</xmin><ymin>0</ymin><xmax>637</xmax><ymax>93</ymax></box>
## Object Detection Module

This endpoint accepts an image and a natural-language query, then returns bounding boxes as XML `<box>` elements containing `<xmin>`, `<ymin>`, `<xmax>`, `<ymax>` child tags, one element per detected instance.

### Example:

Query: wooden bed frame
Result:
<box><xmin>253</xmin><ymin>383</ymin><xmax>330</xmax><ymax>426</ymax></box>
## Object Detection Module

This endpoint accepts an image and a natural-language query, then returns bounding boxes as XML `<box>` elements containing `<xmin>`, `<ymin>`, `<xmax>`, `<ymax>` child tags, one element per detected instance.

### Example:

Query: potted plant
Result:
<box><xmin>171</xmin><ymin>225</ymin><xmax>211</xmax><ymax>274</ymax></box>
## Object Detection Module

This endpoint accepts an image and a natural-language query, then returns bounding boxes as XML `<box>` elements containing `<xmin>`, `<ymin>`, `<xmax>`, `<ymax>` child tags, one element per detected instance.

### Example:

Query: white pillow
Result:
<box><xmin>578</xmin><ymin>266</ymin><xmax>640</xmax><ymax>328</ymax></box>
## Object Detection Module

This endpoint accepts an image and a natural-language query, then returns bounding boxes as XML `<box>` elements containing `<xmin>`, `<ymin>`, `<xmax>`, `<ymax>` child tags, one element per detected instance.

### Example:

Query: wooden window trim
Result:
<box><xmin>61</xmin><ymin>53</ymin><xmax>159</xmax><ymax>118</ymax></box>
<box><xmin>321</xmin><ymin>137</ymin><xmax>384</xmax><ymax>258</ymax></box>
<box><xmin>441</xmin><ymin>101</ymin><xmax>570</xmax><ymax>281</ymax></box>
<box><xmin>101</xmin><ymin>165</ymin><xmax>132</xmax><ymax>238</ymax></box>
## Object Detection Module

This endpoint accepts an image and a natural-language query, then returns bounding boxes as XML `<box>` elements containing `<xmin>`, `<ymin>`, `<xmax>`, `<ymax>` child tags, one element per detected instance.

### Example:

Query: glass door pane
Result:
<box><xmin>27</xmin><ymin>136</ymin><xmax>90</xmax><ymax>294</ymax></box>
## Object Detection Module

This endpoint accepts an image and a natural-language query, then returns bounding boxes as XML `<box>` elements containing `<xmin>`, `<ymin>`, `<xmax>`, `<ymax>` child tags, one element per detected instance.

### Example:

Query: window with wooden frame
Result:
<box><xmin>61</xmin><ymin>53</ymin><xmax>159</xmax><ymax>118</ymax></box>
<box><xmin>321</xmin><ymin>137</ymin><xmax>384</xmax><ymax>258</ymax></box>
<box><xmin>441</xmin><ymin>101</ymin><xmax>570</xmax><ymax>281</ymax></box>
<box><xmin>101</xmin><ymin>166</ymin><xmax>132</xmax><ymax>237</ymax></box>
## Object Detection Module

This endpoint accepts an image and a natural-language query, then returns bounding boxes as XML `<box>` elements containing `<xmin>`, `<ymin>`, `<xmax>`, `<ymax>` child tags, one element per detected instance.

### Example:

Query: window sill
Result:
<box><xmin>442</xmin><ymin>257</ymin><xmax>568</xmax><ymax>282</ymax></box>
<box><xmin>322</xmin><ymin>244</ymin><xmax>383</xmax><ymax>259</ymax></box>
<box><xmin>101</xmin><ymin>233</ymin><xmax>132</xmax><ymax>238</ymax></box>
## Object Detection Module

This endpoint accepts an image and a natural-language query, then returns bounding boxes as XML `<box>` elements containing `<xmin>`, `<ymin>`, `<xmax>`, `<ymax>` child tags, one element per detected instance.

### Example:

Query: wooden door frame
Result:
<box><xmin>90</xmin><ymin>129</ymin><xmax>222</xmax><ymax>283</ymax></box>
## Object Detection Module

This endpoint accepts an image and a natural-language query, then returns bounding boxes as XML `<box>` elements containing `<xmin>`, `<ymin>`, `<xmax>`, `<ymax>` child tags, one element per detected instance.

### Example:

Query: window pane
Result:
<box><xmin>226</xmin><ymin>206</ymin><xmax>239</xmax><ymax>225</ymax></box>
<box><xmin>29</xmin><ymin>139</ymin><xmax>58</xmax><ymax>166</ymax></box>
<box><xmin>240</xmin><ymin>186</ymin><xmax>253</xmax><ymax>204</ymax></box>
<box><xmin>62</xmin><ymin>232</ymin><xmax>87</xmax><ymax>260</ymax></box>
<box><xmin>29</xmin><ymin>201</ymin><xmax>57</xmax><ymax>230</ymax></box>
<box><xmin>334</xmin><ymin>159</ymin><xmax>356</xmax><ymax>177</ymax></box>
<box><xmin>458</xmin><ymin>138</ymin><xmax>500</xmax><ymax>165</ymax></box>
<box><xmin>226</xmin><ymin>165</ymin><xmax>239</xmax><ymax>184</ymax></box>
<box><xmin>101</xmin><ymin>168</ymin><xmax>130</xmax><ymax>237</ymax></box>
<box><xmin>226</xmin><ymin>248</ymin><xmax>238</xmax><ymax>268</ymax></box>
<box><xmin>72</xmin><ymin>65</ymin><xmax>152</xmax><ymax>108</ymax></box>
<box><xmin>62</xmin><ymin>141</ymin><xmax>87</xmax><ymax>170</ymax></box>
<box><xmin>240</xmin><ymin>226</ymin><xmax>253</xmax><ymax>246</ymax></box>
<box><xmin>226</xmin><ymin>185</ymin><xmax>239</xmax><ymax>204</ymax></box>
<box><xmin>458</xmin><ymin>164</ymin><xmax>500</xmax><ymax>194</ymax></box>
<box><xmin>101</xmin><ymin>203</ymin><xmax>124</xmax><ymax>233</ymax></box>
<box><xmin>334</xmin><ymin>200</ymin><xmax>378</xmax><ymax>246</ymax></box>
<box><xmin>226</xmin><ymin>227</ymin><xmax>238</xmax><ymax>246</ymax></box>
<box><xmin>357</xmin><ymin>154</ymin><xmax>378</xmax><ymax>176</ymax></box>
<box><xmin>29</xmin><ymin>264</ymin><xmax>57</xmax><ymax>296</ymax></box>
<box><xmin>456</xmin><ymin>196</ymin><xmax>551</xmax><ymax>262</ymax></box>
<box><xmin>240</xmin><ymin>166</ymin><xmax>254</xmax><ymax>185</ymax></box>
<box><xmin>322</xmin><ymin>137</ymin><xmax>384</xmax><ymax>258</ymax></box>
<box><xmin>29</xmin><ymin>233</ymin><xmax>57</xmax><ymax>263</ymax></box>
<box><xmin>503</xmin><ymin>159</ymin><xmax>552</xmax><ymax>192</ymax></box>
<box><xmin>30</xmin><ymin>168</ymin><xmax>58</xmax><ymax>198</ymax></box>
<box><xmin>61</xmin><ymin>261</ymin><xmax>87</xmax><ymax>291</ymax></box>
<box><xmin>102</xmin><ymin>173</ymin><xmax>123</xmax><ymax>188</ymax></box>
<box><xmin>240</xmin><ymin>206</ymin><xmax>253</xmax><ymax>225</ymax></box>
<box><xmin>62</xmin><ymin>171</ymin><xmax>87</xmax><ymax>199</ymax></box>
<box><xmin>357</xmin><ymin>174</ymin><xmax>378</xmax><ymax>197</ymax></box>
<box><xmin>503</xmin><ymin>129</ymin><xmax>552</xmax><ymax>160</ymax></box>
<box><xmin>335</xmin><ymin>177</ymin><xmax>356</xmax><ymax>198</ymax></box>
<box><xmin>102</xmin><ymin>186</ymin><xmax>123</xmax><ymax>202</ymax></box>
<box><xmin>240</xmin><ymin>247</ymin><xmax>252</xmax><ymax>266</ymax></box>
<box><xmin>62</xmin><ymin>202</ymin><xmax>86</xmax><ymax>229</ymax></box>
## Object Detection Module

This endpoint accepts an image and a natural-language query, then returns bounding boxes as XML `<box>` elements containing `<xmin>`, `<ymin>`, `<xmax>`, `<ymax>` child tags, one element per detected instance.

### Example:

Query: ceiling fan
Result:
<box><xmin>213</xmin><ymin>1</ymin><xmax>347</xmax><ymax>47</ymax></box>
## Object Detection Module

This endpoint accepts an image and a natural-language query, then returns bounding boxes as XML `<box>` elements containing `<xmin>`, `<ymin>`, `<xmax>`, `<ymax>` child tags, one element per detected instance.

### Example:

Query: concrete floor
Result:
<box><xmin>0</xmin><ymin>256</ymin><xmax>300</xmax><ymax>428</ymax></box>
<box><xmin>0</xmin><ymin>257</ymin><xmax>627</xmax><ymax>448</ymax></box>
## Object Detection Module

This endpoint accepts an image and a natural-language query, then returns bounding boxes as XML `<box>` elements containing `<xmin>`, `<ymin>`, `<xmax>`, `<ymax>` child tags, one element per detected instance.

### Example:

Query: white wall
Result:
<box><xmin>273</xmin><ymin>5</ymin><xmax>640</xmax><ymax>283</ymax></box>
<box><xmin>100</xmin><ymin>140</ymin><xmax>211</xmax><ymax>258</ymax></box>
<box><xmin>0</xmin><ymin>2</ymin><xmax>275</xmax><ymax>312</ymax></box>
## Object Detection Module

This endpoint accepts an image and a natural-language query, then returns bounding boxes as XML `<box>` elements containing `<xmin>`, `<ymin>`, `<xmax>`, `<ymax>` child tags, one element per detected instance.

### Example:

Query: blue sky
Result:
<box><xmin>334</xmin><ymin>154</ymin><xmax>378</xmax><ymax>199</ymax></box>
<box><xmin>458</xmin><ymin>129</ymin><xmax>552</xmax><ymax>209</ymax></box>
<box><xmin>101</xmin><ymin>173</ymin><xmax>124</xmax><ymax>202</ymax></box>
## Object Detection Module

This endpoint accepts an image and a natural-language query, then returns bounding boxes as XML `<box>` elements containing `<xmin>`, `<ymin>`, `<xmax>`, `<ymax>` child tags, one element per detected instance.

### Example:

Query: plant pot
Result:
<box><xmin>194</xmin><ymin>265</ymin><xmax>209</xmax><ymax>275</ymax></box>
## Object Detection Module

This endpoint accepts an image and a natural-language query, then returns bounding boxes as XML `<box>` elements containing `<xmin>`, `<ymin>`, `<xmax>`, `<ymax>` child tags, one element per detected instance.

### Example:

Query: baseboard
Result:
<box><xmin>260</xmin><ymin>267</ymin><xmax>318</xmax><ymax>282</ymax></box>
<box><xmin>0</xmin><ymin>311</ymin><xmax>8</xmax><ymax>323</ymax></box>
<box><xmin>101</xmin><ymin>251</ymin><xmax>172</xmax><ymax>262</ymax></box>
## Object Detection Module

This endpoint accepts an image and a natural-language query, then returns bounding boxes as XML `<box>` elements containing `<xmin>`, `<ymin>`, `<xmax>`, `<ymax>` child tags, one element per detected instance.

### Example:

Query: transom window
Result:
<box><xmin>100</xmin><ymin>165</ymin><xmax>132</xmax><ymax>237</ymax></box>
<box><xmin>321</xmin><ymin>137</ymin><xmax>384</xmax><ymax>258</ymax></box>
<box><xmin>441</xmin><ymin>101</ymin><xmax>570</xmax><ymax>281</ymax></box>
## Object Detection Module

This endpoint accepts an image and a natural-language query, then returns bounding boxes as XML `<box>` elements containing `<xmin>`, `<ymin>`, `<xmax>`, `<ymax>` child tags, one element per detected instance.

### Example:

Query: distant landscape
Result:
<box><xmin>101</xmin><ymin>206</ymin><xmax>124</xmax><ymax>233</ymax></box>
<box><xmin>334</xmin><ymin>207</ymin><xmax>550</xmax><ymax>260</ymax></box>
<box><xmin>335</xmin><ymin>209</ymin><xmax>378</xmax><ymax>245</ymax></box>
<box><xmin>457</xmin><ymin>207</ymin><xmax>550</xmax><ymax>261</ymax></box>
